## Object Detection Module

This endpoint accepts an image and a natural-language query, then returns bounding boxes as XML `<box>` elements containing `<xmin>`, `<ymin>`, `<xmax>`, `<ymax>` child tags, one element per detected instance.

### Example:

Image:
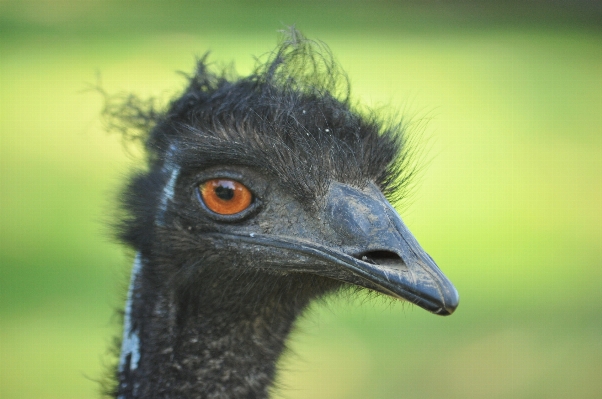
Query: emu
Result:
<box><xmin>107</xmin><ymin>30</ymin><xmax>458</xmax><ymax>399</ymax></box>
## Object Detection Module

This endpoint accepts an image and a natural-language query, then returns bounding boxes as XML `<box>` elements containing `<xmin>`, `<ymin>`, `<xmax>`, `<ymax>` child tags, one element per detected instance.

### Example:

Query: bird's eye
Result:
<box><xmin>199</xmin><ymin>179</ymin><xmax>253</xmax><ymax>215</ymax></box>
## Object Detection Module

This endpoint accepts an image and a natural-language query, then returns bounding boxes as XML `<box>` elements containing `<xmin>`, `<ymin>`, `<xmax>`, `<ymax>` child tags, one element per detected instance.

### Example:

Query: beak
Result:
<box><xmin>323</xmin><ymin>183</ymin><xmax>459</xmax><ymax>315</ymax></box>
<box><xmin>203</xmin><ymin>182</ymin><xmax>458</xmax><ymax>316</ymax></box>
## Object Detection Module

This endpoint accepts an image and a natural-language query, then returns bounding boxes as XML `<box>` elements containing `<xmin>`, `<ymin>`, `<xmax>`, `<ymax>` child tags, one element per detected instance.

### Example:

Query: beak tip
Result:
<box><xmin>437</xmin><ymin>286</ymin><xmax>459</xmax><ymax>316</ymax></box>
<box><xmin>435</xmin><ymin>303</ymin><xmax>458</xmax><ymax>316</ymax></box>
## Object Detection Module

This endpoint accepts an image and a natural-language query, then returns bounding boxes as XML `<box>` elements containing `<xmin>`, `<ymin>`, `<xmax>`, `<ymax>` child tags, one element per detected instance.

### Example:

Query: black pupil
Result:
<box><xmin>214</xmin><ymin>185</ymin><xmax>234</xmax><ymax>201</ymax></box>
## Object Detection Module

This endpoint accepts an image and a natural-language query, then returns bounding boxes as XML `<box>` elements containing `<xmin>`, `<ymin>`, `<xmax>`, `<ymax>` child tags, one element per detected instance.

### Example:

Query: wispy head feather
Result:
<box><xmin>103</xmin><ymin>28</ymin><xmax>418</xmax><ymax>208</ymax></box>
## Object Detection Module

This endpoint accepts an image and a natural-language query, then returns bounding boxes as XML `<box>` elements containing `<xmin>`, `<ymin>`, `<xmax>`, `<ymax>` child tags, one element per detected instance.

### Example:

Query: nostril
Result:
<box><xmin>357</xmin><ymin>251</ymin><xmax>406</xmax><ymax>269</ymax></box>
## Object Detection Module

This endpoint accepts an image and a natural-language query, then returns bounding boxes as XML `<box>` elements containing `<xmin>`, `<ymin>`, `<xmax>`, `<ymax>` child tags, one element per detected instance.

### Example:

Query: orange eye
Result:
<box><xmin>200</xmin><ymin>179</ymin><xmax>253</xmax><ymax>215</ymax></box>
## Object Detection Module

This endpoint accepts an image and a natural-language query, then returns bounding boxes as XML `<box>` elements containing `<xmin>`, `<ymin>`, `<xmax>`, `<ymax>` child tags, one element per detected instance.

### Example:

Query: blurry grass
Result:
<box><xmin>1</xmin><ymin>9</ymin><xmax>601</xmax><ymax>399</ymax></box>
<box><xmin>272</xmin><ymin>302</ymin><xmax>602</xmax><ymax>399</ymax></box>
<box><xmin>0</xmin><ymin>302</ymin><xmax>114</xmax><ymax>399</ymax></box>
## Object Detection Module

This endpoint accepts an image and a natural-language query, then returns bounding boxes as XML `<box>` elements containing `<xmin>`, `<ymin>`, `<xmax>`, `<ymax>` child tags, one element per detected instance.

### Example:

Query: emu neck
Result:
<box><xmin>117</xmin><ymin>255</ymin><xmax>336</xmax><ymax>399</ymax></box>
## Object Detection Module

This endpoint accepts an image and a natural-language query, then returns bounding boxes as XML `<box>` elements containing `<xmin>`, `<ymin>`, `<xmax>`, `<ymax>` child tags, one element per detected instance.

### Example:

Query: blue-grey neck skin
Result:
<box><xmin>117</xmin><ymin>254</ymin><xmax>141</xmax><ymax>398</ymax></box>
<box><xmin>118</xmin><ymin>145</ymin><xmax>178</xmax><ymax>387</ymax></box>
<box><xmin>156</xmin><ymin>144</ymin><xmax>180</xmax><ymax>227</ymax></box>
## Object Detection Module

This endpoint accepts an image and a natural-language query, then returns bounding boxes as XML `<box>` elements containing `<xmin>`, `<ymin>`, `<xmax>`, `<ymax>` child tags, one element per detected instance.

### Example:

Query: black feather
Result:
<box><xmin>101</xmin><ymin>28</ymin><xmax>435</xmax><ymax>399</ymax></box>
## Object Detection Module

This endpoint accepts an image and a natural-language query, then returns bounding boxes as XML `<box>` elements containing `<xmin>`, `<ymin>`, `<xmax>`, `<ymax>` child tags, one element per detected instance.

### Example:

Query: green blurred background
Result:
<box><xmin>1</xmin><ymin>1</ymin><xmax>601</xmax><ymax>398</ymax></box>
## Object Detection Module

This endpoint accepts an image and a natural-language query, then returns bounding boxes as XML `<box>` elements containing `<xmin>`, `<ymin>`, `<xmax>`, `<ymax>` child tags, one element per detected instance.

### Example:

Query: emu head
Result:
<box><xmin>113</xmin><ymin>32</ymin><xmax>458</xmax><ymax>316</ymax></box>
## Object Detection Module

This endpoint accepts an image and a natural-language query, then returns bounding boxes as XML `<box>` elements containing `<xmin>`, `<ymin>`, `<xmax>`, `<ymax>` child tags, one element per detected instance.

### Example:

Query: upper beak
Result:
<box><xmin>323</xmin><ymin>183</ymin><xmax>459</xmax><ymax>316</ymax></box>
<box><xmin>202</xmin><ymin>182</ymin><xmax>458</xmax><ymax>316</ymax></box>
